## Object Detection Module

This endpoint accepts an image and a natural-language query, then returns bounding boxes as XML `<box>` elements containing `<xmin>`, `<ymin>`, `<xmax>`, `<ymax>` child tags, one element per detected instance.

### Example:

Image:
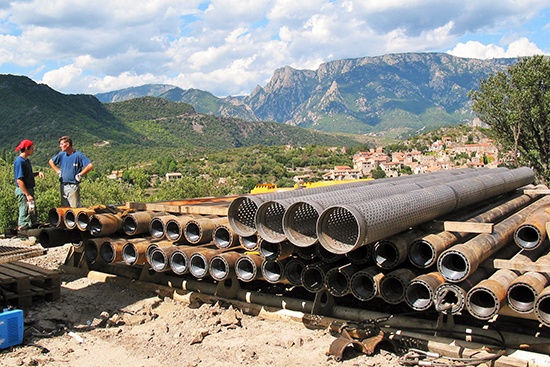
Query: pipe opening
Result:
<box><xmin>228</xmin><ymin>197</ymin><xmax>260</xmax><ymax>236</ymax></box>
<box><xmin>186</xmin><ymin>222</ymin><xmax>201</xmax><ymax>243</ymax></box>
<box><xmin>409</xmin><ymin>239</ymin><xmax>435</xmax><ymax>268</ymax></box>
<box><xmin>122</xmin><ymin>243</ymin><xmax>137</xmax><ymax>265</ymax></box>
<box><xmin>302</xmin><ymin>266</ymin><xmax>324</xmax><ymax>293</ymax></box>
<box><xmin>149</xmin><ymin>218</ymin><xmax>166</xmax><ymax>239</ymax></box>
<box><xmin>285</xmin><ymin>259</ymin><xmax>305</xmax><ymax>286</ymax></box>
<box><xmin>209</xmin><ymin>256</ymin><xmax>229</xmax><ymax>281</ymax></box>
<box><xmin>515</xmin><ymin>225</ymin><xmax>541</xmax><ymax>249</ymax></box>
<box><xmin>100</xmin><ymin>242</ymin><xmax>115</xmax><ymax>263</ymax></box>
<box><xmin>214</xmin><ymin>227</ymin><xmax>231</xmax><ymax>248</ymax></box>
<box><xmin>467</xmin><ymin>289</ymin><xmax>498</xmax><ymax>319</ymax></box>
<box><xmin>240</xmin><ymin>234</ymin><xmax>259</xmax><ymax>250</ymax></box>
<box><xmin>346</xmin><ymin>246</ymin><xmax>371</xmax><ymax>265</ymax></box>
<box><xmin>150</xmin><ymin>249</ymin><xmax>168</xmax><ymax>272</ymax></box>
<box><xmin>165</xmin><ymin>221</ymin><xmax>181</xmax><ymax>241</ymax></box>
<box><xmin>536</xmin><ymin>297</ymin><xmax>550</xmax><ymax>326</ymax></box>
<box><xmin>438</xmin><ymin>251</ymin><xmax>469</xmax><ymax>282</ymax></box>
<box><xmin>77</xmin><ymin>212</ymin><xmax>90</xmax><ymax>230</ymax></box>
<box><xmin>64</xmin><ymin>211</ymin><xmax>77</xmax><ymax>229</ymax></box>
<box><xmin>405</xmin><ymin>282</ymin><xmax>432</xmax><ymax>310</ymax></box>
<box><xmin>88</xmin><ymin>217</ymin><xmax>102</xmax><ymax>236</ymax></box>
<box><xmin>259</xmin><ymin>240</ymin><xmax>280</xmax><ymax>261</ymax></box>
<box><xmin>256</xmin><ymin>201</ymin><xmax>286</xmax><ymax>242</ymax></box>
<box><xmin>350</xmin><ymin>273</ymin><xmax>376</xmax><ymax>301</ymax></box>
<box><xmin>262</xmin><ymin>260</ymin><xmax>284</xmax><ymax>283</ymax></box>
<box><xmin>380</xmin><ymin>276</ymin><xmax>405</xmax><ymax>304</ymax></box>
<box><xmin>508</xmin><ymin>284</ymin><xmax>536</xmax><ymax>313</ymax></box>
<box><xmin>170</xmin><ymin>251</ymin><xmax>188</xmax><ymax>275</ymax></box>
<box><xmin>326</xmin><ymin>270</ymin><xmax>349</xmax><ymax>297</ymax></box>
<box><xmin>48</xmin><ymin>209</ymin><xmax>61</xmax><ymax>227</ymax></box>
<box><xmin>317</xmin><ymin>206</ymin><xmax>360</xmax><ymax>254</ymax></box>
<box><xmin>189</xmin><ymin>254</ymin><xmax>208</xmax><ymax>278</ymax></box>
<box><xmin>283</xmin><ymin>202</ymin><xmax>319</xmax><ymax>247</ymax></box>
<box><xmin>84</xmin><ymin>240</ymin><xmax>98</xmax><ymax>262</ymax></box>
<box><xmin>373</xmin><ymin>241</ymin><xmax>398</xmax><ymax>269</ymax></box>
<box><xmin>122</xmin><ymin>216</ymin><xmax>137</xmax><ymax>235</ymax></box>
<box><xmin>296</xmin><ymin>244</ymin><xmax>318</xmax><ymax>260</ymax></box>
<box><xmin>235</xmin><ymin>256</ymin><xmax>256</xmax><ymax>281</ymax></box>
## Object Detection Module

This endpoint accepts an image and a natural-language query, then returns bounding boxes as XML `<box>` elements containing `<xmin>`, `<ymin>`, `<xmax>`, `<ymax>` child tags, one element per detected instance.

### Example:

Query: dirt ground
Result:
<box><xmin>1</xmin><ymin>240</ymin><xmax>403</xmax><ymax>367</ymax></box>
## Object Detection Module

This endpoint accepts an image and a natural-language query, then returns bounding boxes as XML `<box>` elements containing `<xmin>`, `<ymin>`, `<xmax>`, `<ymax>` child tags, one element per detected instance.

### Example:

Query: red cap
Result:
<box><xmin>15</xmin><ymin>139</ymin><xmax>34</xmax><ymax>151</ymax></box>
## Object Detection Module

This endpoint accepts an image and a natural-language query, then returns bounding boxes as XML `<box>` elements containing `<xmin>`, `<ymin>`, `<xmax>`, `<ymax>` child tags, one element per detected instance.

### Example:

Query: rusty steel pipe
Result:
<box><xmin>145</xmin><ymin>240</ymin><xmax>175</xmax><ymax>264</ymax></box>
<box><xmin>164</xmin><ymin>215</ymin><xmax>197</xmax><ymax>243</ymax></box>
<box><xmin>434</xmin><ymin>268</ymin><xmax>489</xmax><ymax>315</ymax></box>
<box><xmin>235</xmin><ymin>253</ymin><xmax>265</xmax><ymax>282</ymax></box>
<box><xmin>75</xmin><ymin>209</ymin><xmax>96</xmax><ymax>231</ymax></box>
<box><xmin>317</xmin><ymin>167</ymin><xmax>534</xmax><ymax>254</ymax></box>
<box><xmin>534</xmin><ymin>286</ymin><xmax>550</xmax><ymax>327</ymax></box>
<box><xmin>209</xmin><ymin>251</ymin><xmax>243</xmax><ymax>281</ymax></box>
<box><xmin>64</xmin><ymin>208</ymin><xmax>89</xmax><ymax>230</ymax></box>
<box><xmin>149</xmin><ymin>214</ymin><xmax>178</xmax><ymax>240</ymax></box>
<box><xmin>38</xmin><ymin>227</ymin><xmax>77</xmax><ymax>248</ymax></box>
<box><xmin>409</xmin><ymin>190</ymin><xmax>539</xmax><ymax>268</ymax></box>
<box><xmin>284</xmin><ymin>257</ymin><xmax>308</xmax><ymax>286</ymax></box>
<box><xmin>239</xmin><ymin>233</ymin><xmax>260</xmax><ymax>251</ymax></box>
<box><xmin>168</xmin><ymin>245</ymin><xmax>207</xmax><ymax>275</ymax></box>
<box><xmin>507</xmin><ymin>271</ymin><xmax>549</xmax><ymax>314</ymax></box>
<box><xmin>189</xmin><ymin>247</ymin><xmax>228</xmax><ymax>279</ymax></box>
<box><xmin>404</xmin><ymin>271</ymin><xmax>445</xmax><ymax>311</ymax></box>
<box><xmin>379</xmin><ymin>268</ymin><xmax>416</xmax><ymax>305</ymax></box>
<box><xmin>295</xmin><ymin>243</ymin><xmax>319</xmax><ymax>260</ymax></box>
<box><xmin>373</xmin><ymin>229</ymin><xmax>423</xmax><ymax>269</ymax></box>
<box><xmin>466</xmin><ymin>269</ymin><xmax>518</xmax><ymax>320</ymax></box>
<box><xmin>325</xmin><ymin>263</ymin><xmax>362</xmax><ymax>297</ymax></box>
<box><xmin>261</xmin><ymin>258</ymin><xmax>292</xmax><ymax>284</ymax></box>
<box><xmin>213</xmin><ymin>223</ymin><xmax>239</xmax><ymax>249</ymax></box>
<box><xmin>349</xmin><ymin>265</ymin><xmax>384</xmax><ymax>302</ymax></box>
<box><xmin>282</xmin><ymin>169</ymin><xmax>509</xmax><ymax>248</ymax></box>
<box><xmin>513</xmin><ymin>195</ymin><xmax>550</xmax><ymax>249</ymax></box>
<box><xmin>48</xmin><ymin>207</ymin><xmax>71</xmax><ymax>228</ymax></box>
<box><xmin>70</xmin><ymin>229</ymin><xmax>90</xmax><ymax>248</ymax></box>
<box><xmin>258</xmin><ymin>239</ymin><xmax>295</xmax><ymax>261</ymax></box>
<box><xmin>88</xmin><ymin>213</ymin><xmax>123</xmax><ymax>237</ymax></box>
<box><xmin>123</xmin><ymin>211</ymin><xmax>166</xmax><ymax>236</ymax></box>
<box><xmin>99</xmin><ymin>238</ymin><xmax>127</xmax><ymax>263</ymax></box>
<box><xmin>149</xmin><ymin>245</ymin><xmax>182</xmax><ymax>272</ymax></box>
<box><xmin>185</xmin><ymin>217</ymin><xmax>226</xmax><ymax>245</ymax></box>
<box><xmin>438</xmin><ymin>196</ymin><xmax>545</xmax><ymax>283</ymax></box>
<box><xmin>83</xmin><ymin>237</ymin><xmax>110</xmax><ymax>263</ymax></box>
<box><xmin>301</xmin><ymin>260</ymin><xmax>346</xmax><ymax>294</ymax></box>
<box><xmin>122</xmin><ymin>238</ymin><xmax>152</xmax><ymax>266</ymax></box>
<box><xmin>345</xmin><ymin>245</ymin><xmax>372</xmax><ymax>265</ymax></box>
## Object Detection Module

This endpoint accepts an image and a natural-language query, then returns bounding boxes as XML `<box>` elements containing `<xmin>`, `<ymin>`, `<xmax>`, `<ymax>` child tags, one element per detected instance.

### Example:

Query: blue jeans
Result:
<box><xmin>60</xmin><ymin>183</ymin><xmax>81</xmax><ymax>207</ymax></box>
<box><xmin>15</xmin><ymin>186</ymin><xmax>36</xmax><ymax>228</ymax></box>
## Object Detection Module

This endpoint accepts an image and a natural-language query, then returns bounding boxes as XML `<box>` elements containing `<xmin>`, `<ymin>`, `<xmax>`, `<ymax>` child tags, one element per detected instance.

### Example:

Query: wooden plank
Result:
<box><xmin>523</xmin><ymin>189</ymin><xmax>550</xmax><ymax>195</ymax></box>
<box><xmin>443</xmin><ymin>221</ymin><xmax>494</xmax><ymax>233</ymax></box>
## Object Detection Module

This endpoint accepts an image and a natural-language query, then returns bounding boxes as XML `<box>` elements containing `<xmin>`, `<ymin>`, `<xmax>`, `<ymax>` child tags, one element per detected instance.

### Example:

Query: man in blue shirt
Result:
<box><xmin>14</xmin><ymin>139</ymin><xmax>44</xmax><ymax>230</ymax></box>
<box><xmin>48</xmin><ymin>136</ymin><xmax>93</xmax><ymax>208</ymax></box>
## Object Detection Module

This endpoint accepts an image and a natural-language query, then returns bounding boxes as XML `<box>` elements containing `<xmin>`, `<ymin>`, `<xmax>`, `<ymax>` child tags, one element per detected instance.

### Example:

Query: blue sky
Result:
<box><xmin>1</xmin><ymin>0</ymin><xmax>549</xmax><ymax>97</ymax></box>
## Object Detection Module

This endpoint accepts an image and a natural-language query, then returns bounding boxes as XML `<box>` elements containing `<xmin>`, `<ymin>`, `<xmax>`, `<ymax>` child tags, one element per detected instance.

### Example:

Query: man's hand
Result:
<box><xmin>75</xmin><ymin>173</ymin><xmax>82</xmax><ymax>182</ymax></box>
<box><xmin>57</xmin><ymin>170</ymin><xmax>62</xmax><ymax>178</ymax></box>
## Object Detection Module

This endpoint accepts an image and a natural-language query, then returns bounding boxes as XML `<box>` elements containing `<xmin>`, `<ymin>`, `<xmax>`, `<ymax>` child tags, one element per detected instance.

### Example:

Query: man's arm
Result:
<box><xmin>16</xmin><ymin>178</ymin><xmax>34</xmax><ymax>201</ymax></box>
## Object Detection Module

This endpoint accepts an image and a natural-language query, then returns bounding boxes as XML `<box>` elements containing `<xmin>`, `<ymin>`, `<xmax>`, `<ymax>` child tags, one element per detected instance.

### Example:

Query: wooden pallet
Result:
<box><xmin>0</xmin><ymin>261</ymin><xmax>61</xmax><ymax>309</ymax></box>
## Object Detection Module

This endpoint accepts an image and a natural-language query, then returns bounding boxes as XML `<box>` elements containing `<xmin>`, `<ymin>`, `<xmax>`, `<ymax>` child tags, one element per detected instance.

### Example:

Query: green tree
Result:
<box><xmin>469</xmin><ymin>55</ymin><xmax>550</xmax><ymax>185</ymax></box>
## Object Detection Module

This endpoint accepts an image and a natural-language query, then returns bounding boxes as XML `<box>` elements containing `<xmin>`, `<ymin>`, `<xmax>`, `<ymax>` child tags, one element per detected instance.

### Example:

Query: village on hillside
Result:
<box><xmin>319</xmin><ymin>136</ymin><xmax>502</xmax><ymax>182</ymax></box>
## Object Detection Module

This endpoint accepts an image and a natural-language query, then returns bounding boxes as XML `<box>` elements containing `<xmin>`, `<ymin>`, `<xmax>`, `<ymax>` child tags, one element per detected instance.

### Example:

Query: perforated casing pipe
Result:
<box><xmin>281</xmin><ymin>168</ymin><xmax>509</xmax><ymax>248</ymax></box>
<box><xmin>317</xmin><ymin>167</ymin><xmax>534</xmax><ymax>254</ymax></box>
<box><xmin>438</xmin><ymin>193</ymin><xmax>545</xmax><ymax>283</ymax></box>
<box><xmin>465</xmin><ymin>269</ymin><xmax>518</xmax><ymax>320</ymax></box>
<box><xmin>404</xmin><ymin>271</ymin><xmax>445</xmax><ymax>311</ymax></box>
<box><xmin>349</xmin><ymin>265</ymin><xmax>384</xmax><ymax>302</ymax></box>
<box><xmin>228</xmin><ymin>179</ymin><xmax>381</xmax><ymax>237</ymax></box>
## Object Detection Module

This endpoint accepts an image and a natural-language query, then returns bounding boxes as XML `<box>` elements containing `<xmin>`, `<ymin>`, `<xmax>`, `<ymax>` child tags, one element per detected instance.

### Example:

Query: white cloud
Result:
<box><xmin>447</xmin><ymin>37</ymin><xmax>545</xmax><ymax>59</ymax></box>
